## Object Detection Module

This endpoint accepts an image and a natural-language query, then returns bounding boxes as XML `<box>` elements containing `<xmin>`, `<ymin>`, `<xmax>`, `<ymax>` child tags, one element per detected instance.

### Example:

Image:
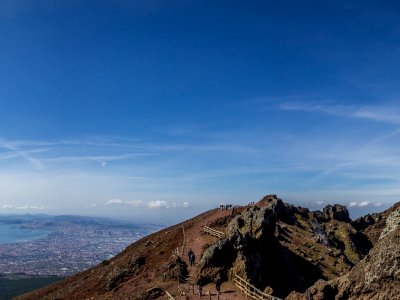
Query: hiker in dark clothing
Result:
<box><xmin>215</xmin><ymin>275</ymin><xmax>221</xmax><ymax>293</ymax></box>
<box><xmin>188</xmin><ymin>248</ymin><xmax>194</xmax><ymax>263</ymax></box>
<box><xmin>190</xmin><ymin>253</ymin><xmax>195</xmax><ymax>266</ymax></box>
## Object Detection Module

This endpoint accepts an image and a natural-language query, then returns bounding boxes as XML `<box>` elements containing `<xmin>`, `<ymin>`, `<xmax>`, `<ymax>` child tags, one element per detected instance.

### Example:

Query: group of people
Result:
<box><xmin>219</xmin><ymin>203</ymin><xmax>233</xmax><ymax>211</ymax></box>
<box><xmin>187</xmin><ymin>248</ymin><xmax>196</xmax><ymax>267</ymax></box>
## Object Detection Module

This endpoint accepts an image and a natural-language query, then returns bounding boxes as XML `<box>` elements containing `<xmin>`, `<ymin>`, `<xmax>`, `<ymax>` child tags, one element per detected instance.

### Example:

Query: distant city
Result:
<box><xmin>0</xmin><ymin>215</ymin><xmax>161</xmax><ymax>276</ymax></box>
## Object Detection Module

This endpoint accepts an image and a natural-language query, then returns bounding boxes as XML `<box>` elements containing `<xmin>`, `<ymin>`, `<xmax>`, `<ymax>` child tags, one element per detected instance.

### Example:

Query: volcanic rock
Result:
<box><xmin>323</xmin><ymin>204</ymin><xmax>351</xmax><ymax>222</ymax></box>
<box><xmin>287</xmin><ymin>207</ymin><xmax>400</xmax><ymax>300</ymax></box>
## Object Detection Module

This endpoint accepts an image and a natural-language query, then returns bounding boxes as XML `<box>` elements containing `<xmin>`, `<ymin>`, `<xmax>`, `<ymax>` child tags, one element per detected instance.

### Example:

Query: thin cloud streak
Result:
<box><xmin>1</xmin><ymin>118</ymin><xmax>400</xmax><ymax>214</ymax></box>
<box><xmin>0</xmin><ymin>139</ymin><xmax>45</xmax><ymax>170</ymax></box>
<box><xmin>42</xmin><ymin>153</ymin><xmax>153</xmax><ymax>163</ymax></box>
<box><xmin>279</xmin><ymin>102</ymin><xmax>400</xmax><ymax>125</ymax></box>
<box><xmin>104</xmin><ymin>198</ymin><xmax>190</xmax><ymax>209</ymax></box>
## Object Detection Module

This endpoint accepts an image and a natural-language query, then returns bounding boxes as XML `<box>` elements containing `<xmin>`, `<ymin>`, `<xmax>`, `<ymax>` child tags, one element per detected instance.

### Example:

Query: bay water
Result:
<box><xmin>0</xmin><ymin>224</ymin><xmax>49</xmax><ymax>244</ymax></box>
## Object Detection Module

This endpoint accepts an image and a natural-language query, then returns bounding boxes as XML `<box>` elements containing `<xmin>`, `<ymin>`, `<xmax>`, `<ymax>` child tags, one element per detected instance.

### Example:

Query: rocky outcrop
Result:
<box><xmin>227</xmin><ymin>205</ymin><xmax>277</xmax><ymax>239</ymax></box>
<box><xmin>322</xmin><ymin>221</ymin><xmax>371</xmax><ymax>265</ymax></box>
<box><xmin>352</xmin><ymin>214</ymin><xmax>376</xmax><ymax>231</ymax></box>
<box><xmin>353</xmin><ymin>202</ymin><xmax>400</xmax><ymax>245</ymax></box>
<box><xmin>196</xmin><ymin>231</ymin><xmax>247</xmax><ymax>283</ymax></box>
<box><xmin>162</xmin><ymin>254</ymin><xmax>188</xmax><ymax>280</ymax></box>
<box><xmin>287</xmin><ymin>208</ymin><xmax>400</xmax><ymax>300</ymax></box>
<box><xmin>379</xmin><ymin>208</ymin><xmax>400</xmax><ymax>239</ymax></box>
<box><xmin>323</xmin><ymin>205</ymin><xmax>350</xmax><ymax>223</ymax></box>
<box><xmin>197</xmin><ymin>198</ymin><xmax>325</xmax><ymax>298</ymax></box>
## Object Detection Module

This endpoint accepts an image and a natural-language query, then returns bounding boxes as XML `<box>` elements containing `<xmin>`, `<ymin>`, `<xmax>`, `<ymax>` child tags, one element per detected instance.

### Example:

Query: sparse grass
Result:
<box><xmin>334</xmin><ymin>225</ymin><xmax>360</xmax><ymax>265</ymax></box>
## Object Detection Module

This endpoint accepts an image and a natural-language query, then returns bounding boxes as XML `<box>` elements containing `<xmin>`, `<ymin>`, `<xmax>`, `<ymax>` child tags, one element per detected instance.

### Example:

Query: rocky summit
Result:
<box><xmin>16</xmin><ymin>195</ymin><xmax>400</xmax><ymax>300</ymax></box>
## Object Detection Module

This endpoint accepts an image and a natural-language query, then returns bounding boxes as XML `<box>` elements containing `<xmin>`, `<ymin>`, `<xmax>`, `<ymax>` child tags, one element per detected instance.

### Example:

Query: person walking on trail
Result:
<box><xmin>188</xmin><ymin>248</ymin><xmax>194</xmax><ymax>262</ymax></box>
<box><xmin>188</xmin><ymin>249</ymin><xmax>196</xmax><ymax>267</ymax></box>
<box><xmin>190</xmin><ymin>253</ymin><xmax>196</xmax><ymax>267</ymax></box>
<box><xmin>215</xmin><ymin>275</ymin><xmax>221</xmax><ymax>293</ymax></box>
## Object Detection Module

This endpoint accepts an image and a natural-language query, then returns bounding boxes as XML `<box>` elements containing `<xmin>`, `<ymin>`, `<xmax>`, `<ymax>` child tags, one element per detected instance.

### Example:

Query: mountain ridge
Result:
<box><xmin>15</xmin><ymin>195</ymin><xmax>400</xmax><ymax>300</ymax></box>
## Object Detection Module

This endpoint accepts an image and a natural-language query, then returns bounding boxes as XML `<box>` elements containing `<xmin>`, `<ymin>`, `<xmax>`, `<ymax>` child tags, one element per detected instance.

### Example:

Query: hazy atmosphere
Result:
<box><xmin>1</xmin><ymin>0</ymin><xmax>400</xmax><ymax>221</ymax></box>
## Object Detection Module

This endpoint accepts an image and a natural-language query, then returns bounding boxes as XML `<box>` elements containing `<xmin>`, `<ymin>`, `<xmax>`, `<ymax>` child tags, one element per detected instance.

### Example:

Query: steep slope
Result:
<box><xmin>15</xmin><ymin>209</ymin><xmax>232</xmax><ymax>300</ymax></box>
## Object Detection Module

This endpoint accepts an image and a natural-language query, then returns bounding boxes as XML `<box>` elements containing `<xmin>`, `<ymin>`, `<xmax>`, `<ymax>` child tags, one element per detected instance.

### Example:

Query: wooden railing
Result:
<box><xmin>207</xmin><ymin>290</ymin><xmax>221</xmax><ymax>300</ymax></box>
<box><xmin>172</xmin><ymin>247</ymin><xmax>180</xmax><ymax>257</ymax></box>
<box><xmin>180</xmin><ymin>224</ymin><xmax>186</xmax><ymax>258</ymax></box>
<box><xmin>204</xmin><ymin>226</ymin><xmax>225</xmax><ymax>238</ymax></box>
<box><xmin>171</xmin><ymin>224</ymin><xmax>186</xmax><ymax>258</ymax></box>
<box><xmin>234</xmin><ymin>275</ymin><xmax>282</xmax><ymax>300</ymax></box>
<box><xmin>165</xmin><ymin>290</ymin><xmax>175</xmax><ymax>300</ymax></box>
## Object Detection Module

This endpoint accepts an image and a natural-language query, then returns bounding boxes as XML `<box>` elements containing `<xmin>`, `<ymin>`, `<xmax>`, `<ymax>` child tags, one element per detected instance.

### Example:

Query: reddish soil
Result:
<box><xmin>16</xmin><ymin>207</ymin><xmax>247</xmax><ymax>300</ymax></box>
<box><xmin>174</xmin><ymin>208</ymin><xmax>244</xmax><ymax>299</ymax></box>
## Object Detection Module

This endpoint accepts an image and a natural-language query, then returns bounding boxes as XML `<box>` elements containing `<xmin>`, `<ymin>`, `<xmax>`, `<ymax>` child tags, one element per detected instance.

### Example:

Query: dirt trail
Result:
<box><xmin>183</xmin><ymin>208</ymin><xmax>229</xmax><ymax>266</ymax></box>
<box><xmin>174</xmin><ymin>208</ymin><xmax>243</xmax><ymax>299</ymax></box>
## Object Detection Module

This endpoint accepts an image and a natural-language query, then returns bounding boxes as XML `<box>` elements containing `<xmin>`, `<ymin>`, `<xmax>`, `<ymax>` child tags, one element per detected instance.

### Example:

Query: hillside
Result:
<box><xmin>16</xmin><ymin>195</ymin><xmax>400</xmax><ymax>300</ymax></box>
<box><xmin>0</xmin><ymin>274</ymin><xmax>62</xmax><ymax>300</ymax></box>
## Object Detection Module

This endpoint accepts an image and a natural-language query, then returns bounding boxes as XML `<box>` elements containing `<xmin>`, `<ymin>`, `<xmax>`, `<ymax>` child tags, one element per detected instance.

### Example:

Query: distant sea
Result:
<box><xmin>0</xmin><ymin>224</ymin><xmax>48</xmax><ymax>244</ymax></box>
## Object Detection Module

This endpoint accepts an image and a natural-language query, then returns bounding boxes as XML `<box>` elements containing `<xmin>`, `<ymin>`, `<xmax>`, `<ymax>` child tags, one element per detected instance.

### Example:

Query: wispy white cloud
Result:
<box><xmin>42</xmin><ymin>153</ymin><xmax>151</xmax><ymax>167</ymax></box>
<box><xmin>0</xmin><ymin>136</ymin><xmax>153</xmax><ymax>169</ymax></box>
<box><xmin>354</xmin><ymin>106</ymin><xmax>400</xmax><ymax>124</ymax></box>
<box><xmin>312</xmin><ymin>200</ymin><xmax>325</xmax><ymax>206</ymax></box>
<box><xmin>279</xmin><ymin>102</ymin><xmax>400</xmax><ymax>125</ymax></box>
<box><xmin>0</xmin><ymin>124</ymin><xmax>398</xmax><ymax>217</ymax></box>
<box><xmin>105</xmin><ymin>198</ymin><xmax>124</xmax><ymax>205</ymax></box>
<box><xmin>147</xmin><ymin>200</ymin><xmax>169</xmax><ymax>208</ymax></box>
<box><xmin>348</xmin><ymin>201</ymin><xmax>383</xmax><ymax>208</ymax></box>
<box><xmin>0</xmin><ymin>139</ymin><xmax>46</xmax><ymax>170</ymax></box>
<box><xmin>105</xmin><ymin>198</ymin><xmax>190</xmax><ymax>209</ymax></box>
<box><xmin>2</xmin><ymin>204</ymin><xmax>50</xmax><ymax>210</ymax></box>
<box><xmin>105</xmin><ymin>199</ymin><xmax>144</xmax><ymax>207</ymax></box>
<box><xmin>0</xmin><ymin>135</ymin><xmax>258</xmax><ymax>172</ymax></box>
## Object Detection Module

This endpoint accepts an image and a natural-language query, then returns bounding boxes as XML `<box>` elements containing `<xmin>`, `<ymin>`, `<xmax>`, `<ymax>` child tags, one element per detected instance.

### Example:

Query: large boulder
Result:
<box><xmin>227</xmin><ymin>206</ymin><xmax>277</xmax><ymax>239</ymax></box>
<box><xmin>197</xmin><ymin>231</ymin><xmax>247</xmax><ymax>283</ymax></box>
<box><xmin>323</xmin><ymin>205</ymin><xmax>350</xmax><ymax>222</ymax></box>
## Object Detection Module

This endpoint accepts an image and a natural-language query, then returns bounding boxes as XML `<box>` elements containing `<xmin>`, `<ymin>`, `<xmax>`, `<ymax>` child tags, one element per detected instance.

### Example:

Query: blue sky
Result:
<box><xmin>1</xmin><ymin>0</ymin><xmax>400</xmax><ymax>221</ymax></box>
